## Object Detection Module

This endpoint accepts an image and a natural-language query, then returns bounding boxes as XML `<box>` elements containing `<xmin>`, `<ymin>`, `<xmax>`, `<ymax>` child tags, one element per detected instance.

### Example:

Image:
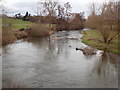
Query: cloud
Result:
<box><xmin>12</xmin><ymin>2</ymin><xmax>37</xmax><ymax>8</ymax></box>
<box><xmin>5</xmin><ymin>0</ymin><xmax>106</xmax><ymax>16</ymax></box>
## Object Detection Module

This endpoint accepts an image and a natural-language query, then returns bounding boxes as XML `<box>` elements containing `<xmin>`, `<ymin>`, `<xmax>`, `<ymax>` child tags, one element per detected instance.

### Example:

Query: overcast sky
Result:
<box><xmin>4</xmin><ymin>0</ymin><xmax>108</xmax><ymax>17</ymax></box>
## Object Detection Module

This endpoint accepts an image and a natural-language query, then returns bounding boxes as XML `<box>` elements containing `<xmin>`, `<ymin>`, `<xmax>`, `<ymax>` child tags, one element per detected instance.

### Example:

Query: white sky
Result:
<box><xmin>4</xmin><ymin>0</ymin><xmax>113</xmax><ymax>17</ymax></box>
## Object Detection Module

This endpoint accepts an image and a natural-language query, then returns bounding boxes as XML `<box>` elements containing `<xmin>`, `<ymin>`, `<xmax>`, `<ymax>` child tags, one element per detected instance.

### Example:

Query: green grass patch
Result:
<box><xmin>3</xmin><ymin>18</ymin><xmax>34</xmax><ymax>29</ymax></box>
<box><xmin>81</xmin><ymin>30</ymin><xmax>119</xmax><ymax>54</ymax></box>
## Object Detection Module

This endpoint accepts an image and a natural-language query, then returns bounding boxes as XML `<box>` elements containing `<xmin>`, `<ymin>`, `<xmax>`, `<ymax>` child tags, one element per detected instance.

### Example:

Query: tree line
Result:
<box><xmin>14</xmin><ymin>0</ymin><xmax>85</xmax><ymax>31</ymax></box>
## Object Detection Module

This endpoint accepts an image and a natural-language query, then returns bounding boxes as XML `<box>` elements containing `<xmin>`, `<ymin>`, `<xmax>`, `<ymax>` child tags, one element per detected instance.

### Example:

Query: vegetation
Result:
<box><xmin>15</xmin><ymin>12</ymin><xmax>31</xmax><ymax>21</ymax></box>
<box><xmin>3</xmin><ymin>18</ymin><xmax>33</xmax><ymax>29</ymax></box>
<box><xmin>1</xmin><ymin>0</ymin><xmax>119</xmax><ymax>55</ymax></box>
<box><xmin>2</xmin><ymin>17</ymin><xmax>55</xmax><ymax>45</ymax></box>
<box><xmin>84</xmin><ymin>1</ymin><xmax>119</xmax><ymax>54</ymax></box>
<box><xmin>69</xmin><ymin>13</ymin><xmax>85</xmax><ymax>30</ymax></box>
<box><xmin>27</xmin><ymin>24</ymin><xmax>55</xmax><ymax>37</ymax></box>
<box><xmin>85</xmin><ymin>2</ymin><xmax>120</xmax><ymax>44</ymax></box>
<box><xmin>2</xmin><ymin>17</ymin><xmax>34</xmax><ymax>45</ymax></box>
<box><xmin>81</xmin><ymin>30</ymin><xmax>120</xmax><ymax>54</ymax></box>
<box><xmin>2</xmin><ymin>18</ymin><xmax>16</xmax><ymax>45</ymax></box>
<box><xmin>1</xmin><ymin>0</ymin><xmax>119</xmax><ymax>88</ymax></box>
<box><xmin>34</xmin><ymin>0</ymin><xmax>85</xmax><ymax>30</ymax></box>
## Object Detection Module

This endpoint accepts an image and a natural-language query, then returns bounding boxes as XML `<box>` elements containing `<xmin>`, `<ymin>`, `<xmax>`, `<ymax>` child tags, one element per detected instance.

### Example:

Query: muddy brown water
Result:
<box><xmin>2</xmin><ymin>30</ymin><xmax>118</xmax><ymax>88</ymax></box>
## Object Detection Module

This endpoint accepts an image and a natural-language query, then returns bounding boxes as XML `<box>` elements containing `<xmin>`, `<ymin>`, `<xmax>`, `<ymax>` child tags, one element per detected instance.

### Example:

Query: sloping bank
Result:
<box><xmin>2</xmin><ymin>18</ymin><xmax>33</xmax><ymax>46</ymax></box>
<box><xmin>81</xmin><ymin>30</ymin><xmax>120</xmax><ymax>54</ymax></box>
<box><xmin>2</xmin><ymin>18</ymin><xmax>55</xmax><ymax>46</ymax></box>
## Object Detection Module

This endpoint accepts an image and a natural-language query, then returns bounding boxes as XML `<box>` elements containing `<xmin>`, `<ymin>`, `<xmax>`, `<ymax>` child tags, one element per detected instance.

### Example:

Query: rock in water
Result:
<box><xmin>76</xmin><ymin>48</ymin><xmax>83</xmax><ymax>51</ymax></box>
<box><xmin>83</xmin><ymin>47</ymin><xmax>96</xmax><ymax>55</ymax></box>
<box><xmin>76</xmin><ymin>47</ymin><xmax>96</xmax><ymax>55</ymax></box>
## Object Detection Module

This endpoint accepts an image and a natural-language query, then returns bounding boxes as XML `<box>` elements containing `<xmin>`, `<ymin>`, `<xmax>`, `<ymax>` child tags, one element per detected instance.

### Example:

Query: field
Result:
<box><xmin>3</xmin><ymin>18</ymin><xmax>34</xmax><ymax>29</ymax></box>
<box><xmin>81</xmin><ymin>30</ymin><xmax>119</xmax><ymax>54</ymax></box>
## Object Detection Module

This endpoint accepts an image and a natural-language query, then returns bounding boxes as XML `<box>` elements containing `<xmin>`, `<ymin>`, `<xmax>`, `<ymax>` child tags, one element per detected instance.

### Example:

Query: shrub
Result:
<box><xmin>2</xmin><ymin>18</ymin><xmax>17</xmax><ymax>46</ymax></box>
<box><xmin>27</xmin><ymin>24</ymin><xmax>55</xmax><ymax>37</ymax></box>
<box><xmin>14</xmin><ymin>31</ymin><xmax>28</xmax><ymax>39</ymax></box>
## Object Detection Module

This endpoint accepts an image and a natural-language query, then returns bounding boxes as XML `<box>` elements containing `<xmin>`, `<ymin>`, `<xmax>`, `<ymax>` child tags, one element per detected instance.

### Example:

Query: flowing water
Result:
<box><xmin>2</xmin><ymin>30</ymin><xmax>118</xmax><ymax>88</ymax></box>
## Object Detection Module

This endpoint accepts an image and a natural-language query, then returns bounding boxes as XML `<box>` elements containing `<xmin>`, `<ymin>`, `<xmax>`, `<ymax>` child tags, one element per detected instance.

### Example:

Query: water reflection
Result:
<box><xmin>2</xmin><ymin>30</ymin><xmax>118</xmax><ymax>88</ymax></box>
<box><xmin>92</xmin><ymin>50</ymin><xmax>118</xmax><ymax>77</ymax></box>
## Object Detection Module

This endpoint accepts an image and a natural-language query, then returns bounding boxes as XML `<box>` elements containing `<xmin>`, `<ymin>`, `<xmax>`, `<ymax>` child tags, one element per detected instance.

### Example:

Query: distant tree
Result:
<box><xmin>88</xmin><ymin>2</ymin><xmax>97</xmax><ymax>16</ymax></box>
<box><xmin>38</xmin><ymin>0</ymin><xmax>59</xmax><ymax>26</ymax></box>
<box><xmin>36</xmin><ymin>0</ymin><xmax>73</xmax><ymax>30</ymax></box>
<box><xmin>70</xmin><ymin>12</ymin><xmax>85</xmax><ymax>30</ymax></box>
<box><xmin>15</xmin><ymin>13</ymin><xmax>22</xmax><ymax>19</ymax></box>
<box><xmin>22</xmin><ymin>12</ymin><xmax>31</xmax><ymax>21</ymax></box>
<box><xmin>85</xmin><ymin>15</ymin><xmax>99</xmax><ymax>29</ymax></box>
<box><xmin>57</xmin><ymin>2</ymin><xmax>72</xmax><ymax>19</ymax></box>
<box><xmin>57</xmin><ymin>4</ymin><xmax>65</xmax><ymax>19</ymax></box>
<box><xmin>64</xmin><ymin>2</ymin><xmax>72</xmax><ymax>20</ymax></box>
<box><xmin>33</xmin><ymin>7</ymin><xmax>43</xmax><ymax>16</ymax></box>
<box><xmin>56</xmin><ymin>2</ymin><xmax>72</xmax><ymax>30</ymax></box>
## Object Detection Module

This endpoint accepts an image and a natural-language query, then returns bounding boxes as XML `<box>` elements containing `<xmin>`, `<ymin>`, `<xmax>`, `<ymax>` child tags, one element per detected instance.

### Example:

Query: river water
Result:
<box><xmin>2</xmin><ymin>30</ymin><xmax>118</xmax><ymax>88</ymax></box>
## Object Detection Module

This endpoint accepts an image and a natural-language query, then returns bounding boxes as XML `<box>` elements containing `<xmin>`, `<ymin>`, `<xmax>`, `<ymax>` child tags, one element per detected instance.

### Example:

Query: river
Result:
<box><xmin>2</xmin><ymin>30</ymin><xmax>118</xmax><ymax>88</ymax></box>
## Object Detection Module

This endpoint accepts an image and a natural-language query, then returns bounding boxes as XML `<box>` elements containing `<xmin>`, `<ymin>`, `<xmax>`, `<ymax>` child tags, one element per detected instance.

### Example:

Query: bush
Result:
<box><xmin>14</xmin><ymin>31</ymin><xmax>28</xmax><ymax>39</ymax></box>
<box><xmin>2</xmin><ymin>18</ymin><xmax>17</xmax><ymax>46</ymax></box>
<box><xmin>27</xmin><ymin>24</ymin><xmax>55</xmax><ymax>37</ymax></box>
<box><xmin>2</xmin><ymin>25</ymin><xmax>16</xmax><ymax>46</ymax></box>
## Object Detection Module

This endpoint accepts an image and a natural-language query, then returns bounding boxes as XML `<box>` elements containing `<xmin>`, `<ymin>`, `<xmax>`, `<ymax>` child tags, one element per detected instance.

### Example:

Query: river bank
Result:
<box><xmin>2</xmin><ymin>30</ymin><xmax>118</xmax><ymax>88</ymax></box>
<box><xmin>2</xmin><ymin>18</ymin><xmax>55</xmax><ymax>46</ymax></box>
<box><xmin>81</xmin><ymin>30</ymin><xmax>119</xmax><ymax>54</ymax></box>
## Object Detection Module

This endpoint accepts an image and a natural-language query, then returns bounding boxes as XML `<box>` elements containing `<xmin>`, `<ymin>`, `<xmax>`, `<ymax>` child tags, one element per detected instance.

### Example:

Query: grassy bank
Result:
<box><xmin>81</xmin><ymin>30</ymin><xmax>120</xmax><ymax>54</ymax></box>
<box><xmin>2</xmin><ymin>18</ymin><xmax>55</xmax><ymax>45</ymax></box>
<box><xmin>2</xmin><ymin>18</ymin><xmax>34</xmax><ymax>45</ymax></box>
<box><xmin>3</xmin><ymin>18</ymin><xmax>33</xmax><ymax>29</ymax></box>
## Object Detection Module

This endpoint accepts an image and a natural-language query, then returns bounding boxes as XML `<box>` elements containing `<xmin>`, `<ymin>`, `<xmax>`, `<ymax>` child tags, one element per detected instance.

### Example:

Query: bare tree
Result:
<box><xmin>98</xmin><ymin>1</ymin><xmax>120</xmax><ymax>43</ymax></box>
<box><xmin>33</xmin><ymin>7</ymin><xmax>43</xmax><ymax>16</ymax></box>
<box><xmin>57</xmin><ymin>4</ymin><xmax>65</xmax><ymax>19</ymax></box>
<box><xmin>56</xmin><ymin>2</ymin><xmax>72</xmax><ymax>30</ymax></box>
<box><xmin>64</xmin><ymin>2</ymin><xmax>72</xmax><ymax>20</ymax></box>
<box><xmin>70</xmin><ymin>12</ymin><xmax>85</xmax><ymax>30</ymax></box>
<box><xmin>88</xmin><ymin>2</ymin><xmax>98</xmax><ymax>16</ymax></box>
<box><xmin>41</xmin><ymin>0</ymin><xmax>58</xmax><ymax>16</ymax></box>
<box><xmin>37</xmin><ymin>0</ymin><xmax>59</xmax><ymax>26</ymax></box>
<box><xmin>86</xmin><ymin>1</ymin><xmax>120</xmax><ymax>44</ymax></box>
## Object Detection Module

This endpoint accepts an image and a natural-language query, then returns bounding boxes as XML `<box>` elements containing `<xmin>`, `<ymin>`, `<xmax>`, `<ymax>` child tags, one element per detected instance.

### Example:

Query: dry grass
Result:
<box><xmin>27</xmin><ymin>24</ymin><xmax>55</xmax><ymax>37</ymax></box>
<box><xmin>2</xmin><ymin>24</ymin><xmax>17</xmax><ymax>46</ymax></box>
<box><xmin>14</xmin><ymin>30</ymin><xmax>28</xmax><ymax>39</ymax></box>
<box><xmin>2</xmin><ymin>17</ymin><xmax>34</xmax><ymax>46</ymax></box>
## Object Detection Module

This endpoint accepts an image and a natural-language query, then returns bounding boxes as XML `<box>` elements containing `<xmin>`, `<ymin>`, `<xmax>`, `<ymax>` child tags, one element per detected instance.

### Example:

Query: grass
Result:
<box><xmin>2</xmin><ymin>17</ymin><xmax>56</xmax><ymax>45</ymax></box>
<box><xmin>81</xmin><ymin>30</ymin><xmax>120</xmax><ymax>54</ymax></box>
<box><xmin>3</xmin><ymin>18</ymin><xmax>34</xmax><ymax>29</ymax></box>
<box><xmin>2</xmin><ymin>18</ymin><xmax>34</xmax><ymax>45</ymax></box>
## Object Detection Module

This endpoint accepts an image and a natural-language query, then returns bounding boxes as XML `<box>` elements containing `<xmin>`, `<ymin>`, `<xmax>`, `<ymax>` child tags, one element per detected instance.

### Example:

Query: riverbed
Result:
<box><xmin>2</xmin><ymin>30</ymin><xmax>118</xmax><ymax>88</ymax></box>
